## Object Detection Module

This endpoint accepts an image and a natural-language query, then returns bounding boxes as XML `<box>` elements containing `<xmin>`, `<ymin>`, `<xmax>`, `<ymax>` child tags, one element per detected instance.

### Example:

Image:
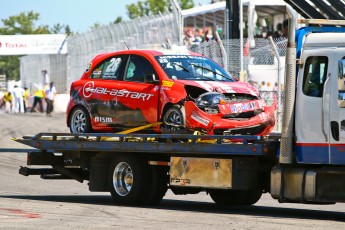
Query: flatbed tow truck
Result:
<box><xmin>10</xmin><ymin>10</ymin><xmax>345</xmax><ymax>206</ymax></box>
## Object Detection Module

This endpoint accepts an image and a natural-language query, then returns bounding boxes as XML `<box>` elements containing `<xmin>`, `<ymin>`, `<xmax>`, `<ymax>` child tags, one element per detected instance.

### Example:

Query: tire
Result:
<box><xmin>242</xmin><ymin>189</ymin><xmax>262</xmax><ymax>205</ymax></box>
<box><xmin>145</xmin><ymin>166</ymin><xmax>168</xmax><ymax>205</ymax></box>
<box><xmin>69</xmin><ymin>107</ymin><xmax>92</xmax><ymax>133</ymax></box>
<box><xmin>162</xmin><ymin>105</ymin><xmax>186</xmax><ymax>133</ymax></box>
<box><xmin>108</xmin><ymin>154</ymin><xmax>151</xmax><ymax>205</ymax></box>
<box><xmin>209</xmin><ymin>189</ymin><xmax>255</xmax><ymax>206</ymax></box>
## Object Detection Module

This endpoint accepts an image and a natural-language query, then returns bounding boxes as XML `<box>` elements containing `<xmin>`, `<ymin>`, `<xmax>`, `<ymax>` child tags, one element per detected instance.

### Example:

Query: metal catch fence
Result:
<box><xmin>189</xmin><ymin>37</ymin><xmax>287</xmax><ymax>131</ymax></box>
<box><xmin>20</xmin><ymin>11</ymin><xmax>180</xmax><ymax>94</ymax></box>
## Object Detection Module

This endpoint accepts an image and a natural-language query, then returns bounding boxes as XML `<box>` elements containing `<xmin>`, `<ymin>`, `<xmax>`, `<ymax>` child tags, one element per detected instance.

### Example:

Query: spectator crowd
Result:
<box><xmin>0</xmin><ymin>82</ymin><xmax>56</xmax><ymax>117</ymax></box>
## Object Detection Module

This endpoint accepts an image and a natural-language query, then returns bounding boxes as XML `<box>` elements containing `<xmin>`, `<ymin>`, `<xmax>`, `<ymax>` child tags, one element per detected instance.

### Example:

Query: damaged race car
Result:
<box><xmin>67</xmin><ymin>49</ymin><xmax>276</xmax><ymax>135</ymax></box>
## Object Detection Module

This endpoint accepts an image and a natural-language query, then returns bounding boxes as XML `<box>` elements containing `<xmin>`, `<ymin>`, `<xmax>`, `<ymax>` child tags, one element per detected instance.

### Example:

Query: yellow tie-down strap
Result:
<box><xmin>188</xmin><ymin>131</ymin><xmax>218</xmax><ymax>144</ymax></box>
<box><xmin>101</xmin><ymin>122</ymin><xmax>162</xmax><ymax>142</ymax></box>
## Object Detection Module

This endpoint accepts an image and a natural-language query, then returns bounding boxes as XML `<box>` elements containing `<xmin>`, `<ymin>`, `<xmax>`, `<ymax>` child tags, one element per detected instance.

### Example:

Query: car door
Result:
<box><xmin>116</xmin><ymin>54</ymin><xmax>160</xmax><ymax>129</ymax></box>
<box><xmin>85</xmin><ymin>55</ymin><xmax>128</xmax><ymax>129</ymax></box>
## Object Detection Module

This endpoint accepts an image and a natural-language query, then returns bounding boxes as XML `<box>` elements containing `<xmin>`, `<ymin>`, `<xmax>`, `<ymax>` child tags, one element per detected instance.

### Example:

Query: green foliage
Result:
<box><xmin>0</xmin><ymin>11</ymin><xmax>50</xmax><ymax>35</ymax></box>
<box><xmin>90</xmin><ymin>23</ymin><xmax>101</xmax><ymax>30</ymax></box>
<box><xmin>0</xmin><ymin>56</ymin><xmax>20</xmax><ymax>81</ymax></box>
<box><xmin>50</xmin><ymin>23</ymin><xmax>73</xmax><ymax>35</ymax></box>
<box><xmin>179</xmin><ymin>0</ymin><xmax>195</xmax><ymax>9</ymax></box>
<box><xmin>126</xmin><ymin>0</ymin><xmax>194</xmax><ymax>19</ymax></box>
<box><xmin>114</xmin><ymin>16</ymin><xmax>123</xmax><ymax>24</ymax></box>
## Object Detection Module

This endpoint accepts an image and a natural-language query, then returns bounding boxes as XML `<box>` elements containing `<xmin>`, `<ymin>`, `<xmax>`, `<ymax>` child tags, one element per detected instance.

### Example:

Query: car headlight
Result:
<box><xmin>195</xmin><ymin>92</ymin><xmax>227</xmax><ymax>109</ymax></box>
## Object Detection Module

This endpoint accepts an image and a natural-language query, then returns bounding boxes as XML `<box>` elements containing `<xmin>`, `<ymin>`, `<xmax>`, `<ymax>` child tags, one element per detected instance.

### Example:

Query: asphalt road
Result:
<box><xmin>0</xmin><ymin>111</ymin><xmax>345</xmax><ymax>229</ymax></box>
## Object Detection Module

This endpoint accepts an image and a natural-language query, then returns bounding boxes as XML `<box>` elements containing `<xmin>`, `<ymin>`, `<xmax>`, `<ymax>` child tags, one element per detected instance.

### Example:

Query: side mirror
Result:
<box><xmin>145</xmin><ymin>73</ymin><xmax>159</xmax><ymax>84</ymax></box>
<box><xmin>338</xmin><ymin>60</ymin><xmax>345</xmax><ymax>79</ymax></box>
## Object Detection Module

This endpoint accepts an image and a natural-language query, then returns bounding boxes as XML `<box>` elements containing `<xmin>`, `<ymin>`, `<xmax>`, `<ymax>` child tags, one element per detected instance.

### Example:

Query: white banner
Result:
<box><xmin>0</xmin><ymin>34</ymin><xmax>67</xmax><ymax>55</ymax></box>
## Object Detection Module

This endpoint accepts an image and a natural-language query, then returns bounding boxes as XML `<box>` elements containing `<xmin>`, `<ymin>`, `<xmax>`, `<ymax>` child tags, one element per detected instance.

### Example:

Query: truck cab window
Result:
<box><xmin>338</xmin><ymin>58</ymin><xmax>345</xmax><ymax>108</ymax></box>
<box><xmin>302</xmin><ymin>56</ymin><xmax>328</xmax><ymax>97</ymax></box>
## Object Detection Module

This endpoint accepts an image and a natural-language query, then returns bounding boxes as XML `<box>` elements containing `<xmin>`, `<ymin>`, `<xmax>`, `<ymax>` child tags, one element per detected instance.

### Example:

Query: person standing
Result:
<box><xmin>42</xmin><ymin>70</ymin><xmax>49</xmax><ymax>86</ymax></box>
<box><xmin>44</xmin><ymin>82</ymin><xmax>57</xmax><ymax>117</ymax></box>
<box><xmin>13</xmin><ymin>85</ymin><xmax>25</xmax><ymax>113</ymax></box>
<box><xmin>31</xmin><ymin>86</ymin><xmax>44</xmax><ymax>113</ymax></box>
<box><xmin>23</xmin><ymin>87</ymin><xmax>29</xmax><ymax>113</ymax></box>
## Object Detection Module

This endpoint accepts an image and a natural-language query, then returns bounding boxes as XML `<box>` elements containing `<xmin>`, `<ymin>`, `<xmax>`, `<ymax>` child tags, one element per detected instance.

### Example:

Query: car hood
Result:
<box><xmin>175</xmin><ymin>80</ymin><xmax>259</xmax><ymax>97</ymax></box>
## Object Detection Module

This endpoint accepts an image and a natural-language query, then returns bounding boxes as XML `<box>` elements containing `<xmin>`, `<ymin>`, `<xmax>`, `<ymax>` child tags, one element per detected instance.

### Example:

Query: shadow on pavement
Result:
<box><xmin>0</xmin><ymin>194</ymin><xmax>344</xmax><ymax>222</ymax></box>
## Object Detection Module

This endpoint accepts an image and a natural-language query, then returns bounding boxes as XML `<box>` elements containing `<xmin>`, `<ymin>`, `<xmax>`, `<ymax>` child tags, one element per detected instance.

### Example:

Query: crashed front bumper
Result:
<box><xmin>184</xmin><ymin>100</ymin><xmax>276</xmax><ymax>135</ymax></box>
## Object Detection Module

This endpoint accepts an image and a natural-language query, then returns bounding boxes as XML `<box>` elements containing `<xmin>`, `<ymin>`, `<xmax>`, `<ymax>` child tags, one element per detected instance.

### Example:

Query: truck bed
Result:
<box><xmin>14</xmin><ymin>132</ymin><xmax>281</xmax><ymax>157</ymax></box>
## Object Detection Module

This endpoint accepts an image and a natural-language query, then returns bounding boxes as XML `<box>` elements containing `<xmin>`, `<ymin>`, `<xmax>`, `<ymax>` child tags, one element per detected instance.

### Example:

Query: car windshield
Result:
<box><xmin>155</xmin><ymin>55</ymin><xmax>235</xmax><ymax>82</ymax></box>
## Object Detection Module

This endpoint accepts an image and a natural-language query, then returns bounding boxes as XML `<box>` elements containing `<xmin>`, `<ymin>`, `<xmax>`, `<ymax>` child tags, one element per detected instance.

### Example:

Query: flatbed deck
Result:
<box><xmin>13</xmin><ymin>133</ymin><xmax>280</xmax><ymax>157</ymax></box>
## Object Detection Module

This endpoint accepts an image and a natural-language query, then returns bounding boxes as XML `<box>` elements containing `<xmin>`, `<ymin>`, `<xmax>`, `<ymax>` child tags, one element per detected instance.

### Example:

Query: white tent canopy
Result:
<box><xmin>182</xmin><ymin>0</ymin><xmax>289</xmax><ymax>35</ymax></box>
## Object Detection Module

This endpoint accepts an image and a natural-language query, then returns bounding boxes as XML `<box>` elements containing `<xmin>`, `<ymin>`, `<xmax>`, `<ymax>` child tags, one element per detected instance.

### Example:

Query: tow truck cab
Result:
<box><xmin>271</xmin><ymin>19</ymin><xmax>345</xmax><ymax>203</ymax></box>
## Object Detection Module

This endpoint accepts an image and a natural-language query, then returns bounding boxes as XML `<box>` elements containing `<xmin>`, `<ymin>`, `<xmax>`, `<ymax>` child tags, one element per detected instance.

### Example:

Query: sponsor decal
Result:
<box><xmin>191</xmin><ymin>111</ymin><xmax>210</xmax><ymax>126</ymax></box>
<box><xmin>162</xmin><ymin>80</ymin><xmax>174</xmax><ymax>87</ymax></box>
<box><xmin>82</xmin><ymin>81</ymin><xmax>154</xmax><ymax>101</ymax></box>
<box><xmin>86</xmin><ymin>62</ymin><xmax>92</xmax><ymax>72</ymax></box>
<box><xmin>157</xmin><ymin>55</ymin><xmax>207</xmax><ymax>64</ymax></box>
<box><xmin>196</xmin><ymin>81</ymin><xmax>236</xmax><ymax>93</ymax></box>
<box><xmin>230</xmin><ymin>103</ymin><xmax>251</xmax><ymax>113</ymax></box>
<box><xmin>94</xmin><ymin>117</ymin><xmax>113</xmax><ymax>123</ymax></box>
<box><xmin>170</xmin><ymin>177</ymin><xmax>191</xmax><ymax>185</ymax></box>
<box><xmin>83</xmin><ymin>81</ymin><xmax>94</xmax><ymax>98</ymax></box>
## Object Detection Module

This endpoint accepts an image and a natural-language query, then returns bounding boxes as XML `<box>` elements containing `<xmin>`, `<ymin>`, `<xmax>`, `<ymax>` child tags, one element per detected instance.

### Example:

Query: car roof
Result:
<box><xmin>91</xmin><ymin>49</ymin><xmax>203</xmax><ymax>64</ymax></box>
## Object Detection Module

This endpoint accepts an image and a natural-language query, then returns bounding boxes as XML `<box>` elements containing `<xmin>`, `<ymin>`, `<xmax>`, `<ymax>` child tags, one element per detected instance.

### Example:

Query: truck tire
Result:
<box><xmin>69</xmin><ymin>107</ymin><xmax>92</xmax><ymax>133</ymax></box>
<box><xmin>145</xmin><ymin>166</ymin><xmax>168</xmax><ymax>205</ymax></box>
<box><xmin>242</xmin><ymin>189</ymin><xmax>262</xmax><ymax>205</ymax></box>
<box><xmin>209</xmin><ymin>189</ymin><xmax>253</xmax><ymax>206</ymax></box>
<box><xmin>108</xmin><ymin>154</ymin><xmax>151</xmax><ymax>205</ymax></box>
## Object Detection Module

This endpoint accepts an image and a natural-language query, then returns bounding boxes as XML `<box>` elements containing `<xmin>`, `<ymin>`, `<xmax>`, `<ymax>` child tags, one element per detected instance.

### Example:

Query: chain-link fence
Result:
<box><xmin>20</xmin><ymin>54</ymin><xmax>67</xmax><ymax>93</ymax></box>
<box><xmin>189</xmin><ymin>37</ymin><xmax>287</xmax><ymax>131</ymax></box>
<box><xmin>20</xmin><ymin>11</ymin><xmax>180</xmax><ymax>94</ymax></box>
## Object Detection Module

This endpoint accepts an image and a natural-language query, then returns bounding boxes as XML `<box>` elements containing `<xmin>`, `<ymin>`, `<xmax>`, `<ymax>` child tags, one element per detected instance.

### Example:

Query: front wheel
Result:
<box><xmin>69</xmin><ymin>107</ymin><xmax>92</xmax><ymax>133</ymax></box>
<box><xmin>162</xmin><ymin>105</ymin><xmax>186</xmax><ymax>133</ymax></box>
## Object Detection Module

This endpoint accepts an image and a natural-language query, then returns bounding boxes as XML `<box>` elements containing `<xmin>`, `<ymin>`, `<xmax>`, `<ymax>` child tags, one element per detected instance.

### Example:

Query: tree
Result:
<box><xmin>90</xmin><ymin>22</ymin><xmax>102</xmax><ymax>30</ymax></box>
<box><xmin>126</xmin><ymin>0</ymin><xmax>194</xmax><ymax>19</ymax></box>
<box><xmin>64</xmin><ymin>25</ymin><xmax>73</xmax><ymax>36</ymax></box>
<box><xmin>0</xmin><ymin>11</ymin><xmax>50</xmax><ymax>35</ymax></box>
<box><xmin>50</xmin><ymin>23</ymin><xmax>65</xmax><ymax>34</ymax></box>
<box><xmin>114</xmin><ymin>16</ymin><xmax>123</xmax><ymax>24</ymax></box>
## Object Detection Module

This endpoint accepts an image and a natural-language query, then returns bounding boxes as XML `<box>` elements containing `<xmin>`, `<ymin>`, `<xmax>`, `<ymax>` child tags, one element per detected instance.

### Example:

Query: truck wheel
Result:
<box><xmin>162</xmin><ymin>105</ymin><xmax>186</xmax><ymax>133</ymax></box>
<box><xmin>145</xmin><ymin>166</ymin><xmax>168</xmax><ymax>205</ymax></box>
<box><xmin>242</xmin><ymin>189</ymin><xmax>262</xmax><ymax>205</ymax></box>
<box><xmin>69</xmin><ymin>107</ymin><xmax>92</xmax><ymax>133</ymax></box>
<box><xmin>108</xmin><ymin>154</ymin><xmax>151</xmax><ymax>205</ymax></box>
<box><xmin>209</xmin><ymin>189</ymin><xmax>248</xmax><ymax>206</ymax></box>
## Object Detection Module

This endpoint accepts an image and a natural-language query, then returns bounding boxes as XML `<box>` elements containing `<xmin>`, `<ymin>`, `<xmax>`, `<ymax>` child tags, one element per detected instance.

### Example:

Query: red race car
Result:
<box><xmin>66</xmin><ymin>49</ymin><xmax>276</xmax><ymax>135</ymax></box>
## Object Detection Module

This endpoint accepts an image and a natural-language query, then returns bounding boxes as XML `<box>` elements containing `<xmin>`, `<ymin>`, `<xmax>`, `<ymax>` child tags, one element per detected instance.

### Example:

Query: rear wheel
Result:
<box><xmin>242</xmin><ymin>189</ymin><xmax>262</xmax><ymax>205</ymax></box>
<box><xmin>162</xmin><ymin>105</ymin><xmax>186</xmax><ymax>133</ymax></box>
<box><xmin>209</xmin><ymin>189</ymin><xmax>262</xmax><ymax>206</ymax></box>
<box><xmin>69</xmin><ymin>107</ymin><xmax>92</xmax><ymax>133</ymax></box>
<box><xmin>145</xmin><ymin>166</ymin><xmax>168</xmax><ymax>205</ymax></box>
<box><xmin>108</xmin><ymin>154</ymin><xmax>151</xmax><ymax>205</ymax></box>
